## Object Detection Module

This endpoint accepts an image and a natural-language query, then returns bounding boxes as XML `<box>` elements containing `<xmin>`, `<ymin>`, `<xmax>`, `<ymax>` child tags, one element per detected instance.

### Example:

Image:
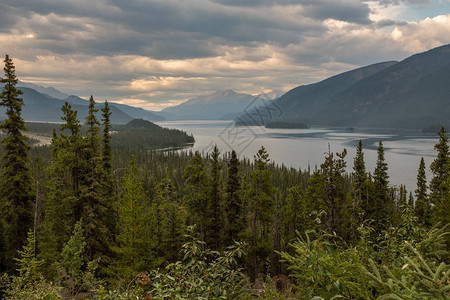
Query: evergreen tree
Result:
<box><xmin>284</xmin><ymin>185</ymin><xmax>309</xmax><ymax>243</ymax></box>
<box><xmin>183</xmin><ymin>151</ymin><xmax>210</xmax><ymax>243</ymax></box>
<box><xmin>154</xmin><ymin>170</ymin><xmax>185</xmax><ymax>262</ymax></box>
<box><xmin>80</xmin><ymin>96</ymin><xmax>109</xmax><ymax>262</ymax></box>
<box><xmin>320</xmin><ymin>147</ymin><xmax>347</xmax><ymax>236</ymax></box>
<box><xmin>101</xmin><ymin>101</ymin><xmax>112</xmax><ymax>174</ymax></box>
<box><xmin>114</xmin><ymin>158</ymin><xmax>151</xmax><ymax>282</ymax></box>
<box><xmin>39</xmin><ymin>103</ymin><xmax>83</xmax><ymax>266</ymax></box>
<box><xmin>415</xmin><ymin>157</ymin><xmax>431</xmax><ymax>227</ymax></box>
<box><xmin>100</xmin><ymin>101</ymin><xmax>116</xmax><ymax>239</ymax></box>
<box><xmin>246</xmin><ymin>146</ymin><xmax>275</xmax><ymax>280</ymax></box>
<box><xmin>208</xmin><ymin>145</ymin><xmax>223</xmax><ymax>249</ymax></box>
<box><xmin>224</xmin><ymin>150</ymin><xmax>244</xmax><ymax>246</ymax></box>
<box><xmin>60</xmin><ymin>220</ymin><xmax>86</xmax><ymax>295</ymax></box>
<box><xmin>430</xmin><ymin>127</ymin><xmax>449</xmax><ymax>225</ymax></box>
<box><xmin>430</xmin><ymin>127</ymin><xmax>449</xmax><ymax>201</ymax></box>
<box><xmin>14</xmin><ymin>230</ymin><xmax>44</xmax><ymax>284</ymax></box>
<box><xmin>352</xmin><ymin>141</ymin><xmax>367</xmax><ymax>214</ymax></box>
<box><xmin>372</xmin><ymin>141</ymin><xmax>392</xmax><ymax>234</ymax></box>
<box><xmin>0</xmin><ymin>55</ymin><xmax>34</xmax><ymax>267</ymax></box>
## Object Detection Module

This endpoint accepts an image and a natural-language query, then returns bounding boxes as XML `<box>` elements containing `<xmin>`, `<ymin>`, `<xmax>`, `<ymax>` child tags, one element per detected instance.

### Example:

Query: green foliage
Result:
<box><xmin>365</xmin><ymin>242</ymin><xmax>450</xmax><ymax>299</ymax></box>
<box><xmin>111</xmin><ymin>118</ymin><xmax>195</xmax><ymax>151</ymax></box>
<box><xmin>183</xmin><ymin>151</ymin><xmax>210</xmax><ymax>242</ymax></box>
<box><xmin>149</xmin><ymin>226</ymin><xmax>247</xmax><ymax>299</ymax></box>
<box><xmin>0</xmin><ymin>54</ymin><xmax>34</xmax><ymax>268</ymax></box>
<box><xmin>113</xmin><ymin>157</ymin><xmax>152</xmax><ymax>283</ymax></box>
<box><xmin>224</xmin><ymin>149</ymin><xmax>244</xmax><ymax>246</ymax></box>
<box><xmin>60</xmin><ymin>220</ymin><xmax>86</xmax><ymax>287</ymax></box>
<box><xmin>280</xmin><ymin>230</ymin><xmax>371</xmax><ymax>299</ymax></box>
<box><xmin>371</xmin><ymin>141</ymin><xmax>394</xmax><ymax>235</ymax></box>
<box><xmin>246</xmin><ymin>146</ymin><xmax>276</xmax><ymax>280</ymax></box>
<box><xmin>320</xmin><ymin>147</ymin><xmax>348</xmax><ymax>236</ymax></box>
<box><xmin>153</xmin><ymin>169</ymin><xmax>186</xmax><ymax>263</ymax></box>
<box><xmin>1</xmin><ymin>230</ymin><xmax>61</xmax><ymax>299</ymax></box>
<box><xmin>430</xmin><ymin>127</ymin><xmax>449</xmax><ymax>204</ymax></box>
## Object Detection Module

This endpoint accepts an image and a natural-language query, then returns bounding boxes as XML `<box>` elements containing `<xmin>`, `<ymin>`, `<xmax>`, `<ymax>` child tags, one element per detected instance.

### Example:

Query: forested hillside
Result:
<box><xmin>1</xmin><ymin>56</ymin><xmax>449</xmax><ymax>299</ymax></box>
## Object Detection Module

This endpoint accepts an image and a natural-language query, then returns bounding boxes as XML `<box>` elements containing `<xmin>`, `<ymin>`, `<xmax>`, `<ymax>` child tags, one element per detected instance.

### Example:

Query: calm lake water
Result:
<box><xmin>157</xmin><ymin>120</ymin><xmax>439</xmax><ymax>193</ymax></box>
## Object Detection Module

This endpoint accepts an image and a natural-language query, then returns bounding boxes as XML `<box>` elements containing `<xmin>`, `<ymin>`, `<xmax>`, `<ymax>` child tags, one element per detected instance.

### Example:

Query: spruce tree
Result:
<box><xmin>101</xmin><ymin>101</ymin><xmax>112</xmax><ymax>174</ymax></box>
<box><xmin>81</xmin><ymin>96</ymin><xmax>109</xmax><ymax>262</ymax></box>
<box><xmin>430</xmin><ymin>127</ymin><xmax>449</xmax><ymax>224</ymax></box>
<box><xmin>100</xmin><ymin>101</ymin><xmax>116</xmax><ymax>238</ymax></box>
<box><xmin>183</xmin><ymin>151</ymin><xmax>210</xmax><ymax>243</ymax></box>
<box><xmin>114</xmin><ymin>157</ymin><xmax>150</xmax><ymax>282</ymax></box>
<box><xmin>208</xmin><ymin>145</ymin><xmax>223</xmax><ymax>249</ymax></box>
<box><xmin>372</xmin><ymin>141</ymin><xmax>391</xmax><ymax>233</ymax></box>
<box><xmin>60</xmin><ymin>219</ymin><xmax>86</xmax><ymax>295</ymax></box>
<box><xmin>415</xmin><ymin>157</ymin><xmax>431</xmax><ymax>227</ymax></box>
<box><xmin>224</xmin><ymin>150</ymin><xmax>244</xmax><ymax>246</ymax></box>
<box><xmin>320</xmin><ymin>147</ymin><xmax>347</xmax><ymax>236</ymax></box>
<box><xmin>351</xmin><ymin>140</ymin><xmax>367</xmax><ymax>242</ymax></box>
<box><xmin>0</xmin><ymin>55</ymin><xmax>34</xmax><ymax>267</ymax></box>
<box><xmin>154</xmin><ymin>170</ymin><xmax>185</xmax><ymax>262</ymax></box>
<box><xmin>40</xmin><ymin>102</ymin><xmax>83</xmax><ymax>266</ymax></box>
<box><xmin>430</xmin><ymin>127</ymin><xmax>449</xmax><ymax>198</ymax></box>
<box><xmin>246</xmin><ymin>146</ymin><xmax>275</xmax><ymax>280</ymax></box>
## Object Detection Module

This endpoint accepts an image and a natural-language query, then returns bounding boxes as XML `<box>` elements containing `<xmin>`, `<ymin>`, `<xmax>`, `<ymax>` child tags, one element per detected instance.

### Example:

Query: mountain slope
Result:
<box><xmin>0</xmin><ymin>87</ymin><xmax>133</xmax><ymax>124</ymax></box>
<box><xmin>162</xmin><ymin>90</ymin><xmax>259</xmax><ymax>120</ymax></box>
<box><xmin>274</xmin><ymin>61</ymin><xmax>398</xmax><ymax>124</ymax></box>
<box><xmin>17</xmin><ymin>81</ymin><xmax>69</xmax><ymax>99</ymax></box>
<box><xmin>63</xmin><ymin>95</ymin><xmax>165</xmax><ymax>122</ymax></box>
<box><xmin>235</xmin><ymin>61</ymin><xmax>397</xmax><ymax>126</ymax></box>
<box><xmin>319</xmin><ymin>44</ymin><xmax>450</xmax><ymax>128</ymax></box>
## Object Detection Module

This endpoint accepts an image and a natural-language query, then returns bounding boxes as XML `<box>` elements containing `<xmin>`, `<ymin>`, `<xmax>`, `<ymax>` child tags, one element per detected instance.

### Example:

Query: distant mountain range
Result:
<box><xmin>239</xmin><ymin>44</ymin><xmax>450</xmax><ymax>130</ymax></box>
<box><xmin>1</xmin><ymin>44</ymin><xmax>449</xmax><ymax>129</ymax></box>
<box><xmin>0</xmin><ymin>83</ymin><xmax>165</xmax><ymax>124</ymax></box>
<box><xmin>160</xmin><ymin>89</ymin><xmax>282</xmax><ymax>120</ymax></box>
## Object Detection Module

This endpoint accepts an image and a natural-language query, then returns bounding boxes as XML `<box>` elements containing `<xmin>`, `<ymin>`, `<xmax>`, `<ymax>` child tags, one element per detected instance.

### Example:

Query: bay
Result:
<box><xmin>157</xmin><ymin>120</ymin><xmax>439</xmax><ymax>193</ymax></box>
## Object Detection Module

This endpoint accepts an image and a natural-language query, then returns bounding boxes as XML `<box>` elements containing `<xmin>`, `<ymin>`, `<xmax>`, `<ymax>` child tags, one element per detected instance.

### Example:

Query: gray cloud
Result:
<box><xmin>375</xmin><ymin>19</ymin><xmax>408</xmax><ymax>27</ymax></box>
<box><xmin>1</xmin><ymin>0</ymin><xmax>448</xmax><ymax>110</ymax></box>
<box><xmin>369</xmin><ymin>0</ymin><xmax>430</xmax><ymax>6</ymax></box>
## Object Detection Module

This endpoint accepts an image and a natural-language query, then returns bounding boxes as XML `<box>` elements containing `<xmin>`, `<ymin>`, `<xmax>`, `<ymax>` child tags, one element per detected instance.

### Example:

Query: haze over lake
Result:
<box><xmin>157</xmin><ymin>120</ymin><xmax>438</xmax><ymax>192</ymax></box>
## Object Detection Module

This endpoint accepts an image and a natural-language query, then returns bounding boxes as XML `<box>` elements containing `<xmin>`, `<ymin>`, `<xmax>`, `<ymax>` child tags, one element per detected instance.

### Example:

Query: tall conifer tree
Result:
<box><xmin>81</xmin><ymin>96</ymin><xmax>109</xmax><ymax>262</ymax></box>
<box><xmin>224</xmin><ymin>150</ymin><xmax>243</xmax><ymax>245</ymax></box>
<box><xmin>209</xmin><ymin>145</ymin><xmax>223</xmax><ymax>249</ymax></box>
<box><xmin>372</xmin><ymin>141</ymin><xmax>391</xmax><ymax>233</ymax></box>
<box><xmin>430</xmin><ymin>127</ymin><xmax>449</xmax><ymax>224</ymax></box>
<box><xmin>246</xmin><ymin>146</ymin><xmax>275</xmax><ymax>280</ymax></box>
<box><xmin>0</xmin><ymin>55</ymin><xmax>34</xmax><ymax>267</ymax></box>
<box><xmin>183</xmin><ymin>151</ymin><xmax>210</xmax><ymax>243</ymax></box>
<box><xmin>415</xmin><ymin>157</ymin><xmax>431</xmax><ymax>227</ymax></box>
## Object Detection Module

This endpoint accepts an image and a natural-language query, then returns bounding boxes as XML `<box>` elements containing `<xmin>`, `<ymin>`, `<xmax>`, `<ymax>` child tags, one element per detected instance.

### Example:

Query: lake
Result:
<box><xmin>156</xmin><ymin>120</ymin><xmax>440</xmax><ymax>193</ymax></box>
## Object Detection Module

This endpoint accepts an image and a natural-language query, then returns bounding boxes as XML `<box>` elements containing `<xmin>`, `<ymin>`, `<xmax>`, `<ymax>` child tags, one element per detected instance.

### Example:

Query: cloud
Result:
<box><xmin>0</xmin><ymin>0</ymin><xmax>448</xmax><ymax>110</ymax></box>
<box><xmin>390</xmin><ymin>14</ymin><xmax>450</xmax><ymax>52</ymax></box>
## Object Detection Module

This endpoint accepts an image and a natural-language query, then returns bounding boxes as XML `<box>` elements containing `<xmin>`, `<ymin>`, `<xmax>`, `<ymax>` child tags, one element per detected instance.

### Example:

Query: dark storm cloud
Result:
<box><xmin>0</xmin><ymin>0</ymin><xmax>374</xmax><ymax>60</ymax></box>
<box><xmin>375</xmin><ymin>19</ymin><xmax>408</xmax><ymax>27</ymax></box>
<box><xmin>301</xmin><ymin>0</ymin><xmax>372</xmax><ymax>24</ymax></box>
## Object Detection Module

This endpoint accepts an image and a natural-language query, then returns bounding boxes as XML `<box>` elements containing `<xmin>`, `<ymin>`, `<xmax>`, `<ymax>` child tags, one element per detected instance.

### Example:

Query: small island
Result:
<box><xmin>265</xmin><ymin>121</ymin><xmax>309</xmax><ymax>129</ymax></box>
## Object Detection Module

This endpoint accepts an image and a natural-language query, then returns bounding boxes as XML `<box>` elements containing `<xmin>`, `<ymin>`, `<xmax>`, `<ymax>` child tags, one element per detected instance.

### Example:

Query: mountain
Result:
<box><xmin>237</xmin><ymin>61</ymin><xmax>397</xmax><ymax>126</ymax></box>
<box><xmin>0</xmin><ymin>86</ymin><xmax>165</xmax><ymax>124</ymax></box>
<box><xmin>17</xmin><ymin>81</ymin><xmax>69</xmax><ymax>99</ymax></box>
<box><xmin>0</xmin><ymin>87</ymin><xmax>133</xmax><ymax>124</ymax></box>
<box><xmin>241</xmin><ymin>44</ymin><xmax>450</xmax><ymax>130</ymax></box>
<box><xmin>317</xmin><ymin>44</ymin><xmax>450</xmax><ymax>128</ymax></box>
<box><xmin>161</xmin><ymin>90</ymin><xmax>259</xmax><ymax>120</ymax></box>
<box><xmin>63</xmin><ymin>95</ymin><xmax>165</xmax><ymax>122</ymax></box>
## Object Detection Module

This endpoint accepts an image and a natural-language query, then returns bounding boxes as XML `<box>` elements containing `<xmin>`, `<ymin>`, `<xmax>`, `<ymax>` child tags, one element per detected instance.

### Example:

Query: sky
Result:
<box><xmin>1</xmin><ymin>0</ymin><xmax>449</xmax><ymax>111</ymax></box>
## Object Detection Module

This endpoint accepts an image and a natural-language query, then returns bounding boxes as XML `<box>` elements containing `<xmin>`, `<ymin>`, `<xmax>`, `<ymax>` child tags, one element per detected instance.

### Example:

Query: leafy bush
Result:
<box><xmin>149</xmin><ymin>226</ymin><xmax>247</xmax><ymax>299</ymax></box>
